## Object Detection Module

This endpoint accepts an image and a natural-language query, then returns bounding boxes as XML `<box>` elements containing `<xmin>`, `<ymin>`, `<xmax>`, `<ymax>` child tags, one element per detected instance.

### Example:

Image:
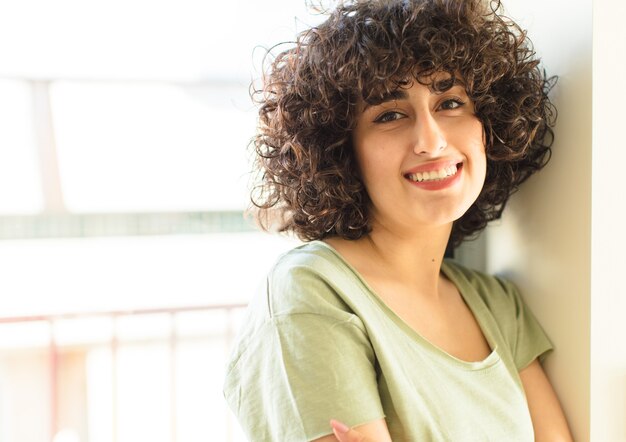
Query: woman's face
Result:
<box><xmin>352</xmin><ymin>76</ymin><xmax>487</xmax><ymax>234</ymax></box>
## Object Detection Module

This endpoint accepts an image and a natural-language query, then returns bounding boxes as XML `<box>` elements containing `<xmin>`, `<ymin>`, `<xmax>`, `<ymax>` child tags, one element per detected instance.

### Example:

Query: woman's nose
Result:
<box><xmin>412</xmin><ymin>113</ymin><xmax>447</xmax><ymax>155</ymax></box>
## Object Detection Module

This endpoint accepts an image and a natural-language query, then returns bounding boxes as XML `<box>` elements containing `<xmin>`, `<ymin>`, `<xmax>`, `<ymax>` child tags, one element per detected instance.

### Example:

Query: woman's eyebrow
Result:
<box><xmin>430</xmin><ymin>78</ymin><xmax>466</xmax><ymax>93</ymax></box>
<box><xmin>363</xmin><ymin>89</ymin><xmax>409</xmax><ymax>110</ymax></box>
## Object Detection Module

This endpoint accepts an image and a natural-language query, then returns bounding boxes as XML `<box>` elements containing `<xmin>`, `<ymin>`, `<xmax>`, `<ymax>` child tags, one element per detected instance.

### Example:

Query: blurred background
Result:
<box><xmin>0</xmin><ymin>1</ymin><xmax>328</xmax><ymax>441</ymax></box>
<box><xmin>1</xmin><ymin>0</ymin><xmax>617</xmax><ymax>440</ymax></box>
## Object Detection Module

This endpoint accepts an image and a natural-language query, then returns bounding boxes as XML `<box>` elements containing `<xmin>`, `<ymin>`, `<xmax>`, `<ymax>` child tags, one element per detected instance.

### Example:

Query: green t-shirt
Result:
<box><xmin>223</xmin><ymin>241</ymin><xmax>553</xmax><ymax>441</ymax></box>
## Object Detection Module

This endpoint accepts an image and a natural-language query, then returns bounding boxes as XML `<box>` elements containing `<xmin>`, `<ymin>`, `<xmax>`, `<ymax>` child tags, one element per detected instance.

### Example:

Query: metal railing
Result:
<box><xmin>0</xmin><ymin>303</ymin><xmax>247</xmax><ymax>442</ymax></box>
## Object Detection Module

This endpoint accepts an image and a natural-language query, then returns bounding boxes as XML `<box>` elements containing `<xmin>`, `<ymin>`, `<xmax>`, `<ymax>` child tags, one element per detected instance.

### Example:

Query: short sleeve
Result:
<box><xmin>498</xmin><ymin>278</ymin><xmax>554</xmax><ymax>370</ymax></box>
<box><xmin>223</xmin><ymin>272</ymin><xmax>385</xmax><ymax>441</ymax></box>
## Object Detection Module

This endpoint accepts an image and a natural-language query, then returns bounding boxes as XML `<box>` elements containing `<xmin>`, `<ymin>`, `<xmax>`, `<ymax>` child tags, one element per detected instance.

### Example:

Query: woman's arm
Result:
<box><xmin>519</xmin><ymin>358</ymin><xmax>573</xmax><ymax>441</ymax></box>
<box><xmin>311</xmin><ymin>418</ymin><xmax>392</xmax><ymax>442</ymax></box>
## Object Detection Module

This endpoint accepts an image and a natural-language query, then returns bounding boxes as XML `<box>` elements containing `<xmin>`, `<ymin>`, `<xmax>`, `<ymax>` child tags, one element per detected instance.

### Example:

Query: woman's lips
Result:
<box><xmin>403</xmin><ymin>159</ymin><xmax>462</xmax><ymax>175</ymax></box>
<box><xmin>404</xmin><ymin>162</ymin><xmax>463</xmax><ymax>191</ymax></box>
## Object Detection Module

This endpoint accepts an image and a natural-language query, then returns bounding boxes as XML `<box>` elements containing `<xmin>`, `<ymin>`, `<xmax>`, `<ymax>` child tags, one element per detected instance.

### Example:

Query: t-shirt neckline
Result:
<box><xmin>308</xmin><ymin>240</ymin><xmax>501</xmax><ymax>371</ymax></box>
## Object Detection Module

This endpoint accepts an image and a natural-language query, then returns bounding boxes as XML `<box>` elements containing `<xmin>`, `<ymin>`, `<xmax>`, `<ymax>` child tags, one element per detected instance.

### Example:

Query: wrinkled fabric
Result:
<box><xmin>223</xmin><ymin>241</ymin><xmax>553</xmax><ymax>441</ymax></box>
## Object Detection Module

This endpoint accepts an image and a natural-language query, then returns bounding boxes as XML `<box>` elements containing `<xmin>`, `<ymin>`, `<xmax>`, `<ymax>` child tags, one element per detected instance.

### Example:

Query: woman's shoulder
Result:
<box><xmin>442</xmin><ymin>259</ymin><xmax>506</xmax><ymax>287</ymax></box>
<box><xmin>252</xmin><ymin>240</ymin><xmax>360</xmax><ymax>319</ymax></box>
<box><xmin>224</xmin><ymin>240</ymin><xmax>369</xmax><ymax>377</ymax></box>
<box><xmin>268</xmin><ymin>240</ymin><xmax>352</xmax><ymax>290</ymax></box>
<box><xmin>442</xmin><ymin>260</ymin><xmax>553</xmax><ymax>370</ymax></box>
<box><xmin>442</xmin><ymin>259</ymin><xmax>522</xmax><ymax>312</ymax></box>
<box><xmin>270</xmin><ymin>240</ymin><xmax>343</xmax><ymax>276</ymax></box>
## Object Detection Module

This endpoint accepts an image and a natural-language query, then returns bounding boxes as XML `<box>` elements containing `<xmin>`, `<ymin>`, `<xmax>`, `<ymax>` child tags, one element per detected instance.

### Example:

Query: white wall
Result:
<box><xmin>483</xmin><ymin>0</ymin><xmax>592</xmax><ymax>440</ymax></box>
<box><xmin>591</xmin><ymin>0</ymin><xmax>626</xmax><ymax>440</ymax></box>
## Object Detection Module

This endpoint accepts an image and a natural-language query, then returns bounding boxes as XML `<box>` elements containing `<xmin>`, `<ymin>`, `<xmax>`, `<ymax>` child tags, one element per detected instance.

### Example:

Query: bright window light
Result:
<box><xmin>0</xmin><ymin>0</ymin><xmax>324</xmax><ymax>80</ymax></box>
<box><xmin>50</xmin><ymin>81</ymin><xmax>255</xmax><ymax>212</ymax></box>
<box><xmin>0</xmin><ymin>1</ymin><xmax>324</xmax><ymax>441</ymax></box>
<box><xmin>0</xmin><ymin>79</ymin><xmax>42</xmax><ymax>214</ymax></box>
<box><xmin>0</xmin><ymin>232</ymin><xmax>298</xmax><ymax>317</ymax></box>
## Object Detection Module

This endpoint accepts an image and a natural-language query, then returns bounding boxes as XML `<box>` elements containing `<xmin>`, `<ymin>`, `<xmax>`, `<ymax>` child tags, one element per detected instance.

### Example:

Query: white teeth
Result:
<box><xmin>407</xmin><ymin>164</ymin><xmax>458</xmax><ymax>182</ymax></box>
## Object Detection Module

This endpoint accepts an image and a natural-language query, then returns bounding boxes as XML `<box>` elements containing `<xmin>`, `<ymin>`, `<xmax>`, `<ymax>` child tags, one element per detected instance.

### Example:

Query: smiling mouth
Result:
<box><xmin>405</xmin><ymin>162</ymin><xmax>463</xmax><ymax>183</ymax></box>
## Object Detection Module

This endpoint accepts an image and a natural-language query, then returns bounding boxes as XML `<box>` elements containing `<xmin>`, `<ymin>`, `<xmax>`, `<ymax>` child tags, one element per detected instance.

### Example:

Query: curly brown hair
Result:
<box><xmin>249</xmin><ymin>0</ymin><xmax>556</xmax><ymax>248</ymax></box>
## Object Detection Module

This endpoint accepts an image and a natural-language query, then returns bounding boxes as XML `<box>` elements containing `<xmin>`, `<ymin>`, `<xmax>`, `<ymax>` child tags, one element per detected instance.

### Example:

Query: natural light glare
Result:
<box><xmin>86</xmin><ymin>348</ymin><xmax>114</xmax><ymax>442</ymax></box>
<box><xmin>0</xmin><ymin>348</ymin><xmax>51</xmax><ymax>442</ymax></box>
<box><xmin>50</xmin><ymin>81</ymin><xmax>254</xmax><ymax>212</ymax></box>
<box><xmin>116</xmin><ymin>344</ymin><xmax>171</xmax><ymax>442</ymax></box>
<box><xmin>0</xmin><ymin>321</ymin><xmax>50</xmax><ymax>349</ymax></box>
<box><xmin>0</xmin><ymin>79</ymin><xmax>43</xmax><ymax>214</ymax></box>
<box><xmin>0</xmin><ymin>232</ymin><xmax>298</xmax><ymax>317</ymax></box>
<box><xmin>116</xmin><ymin>314</ymin><xmax>171</xmax><ymax>342</ymax></box>
<box><xmin>53</xmin><ymin>429</ymin><xmax>81</xmax><ymax>442</ymax></box>
<box><xmin>53</xmin><ymin>317</ymin><xmax>113</xmax><ymax>347</ymax></box>
<box><xmin>84</xmin><ymin>326</ymin><xmax>248</xmax><ymax>442</ymax></box>
<box><xmin>0</xmin><ymin>1</ymin><xmax>322</xmax><ymax>440</ymax></box>
<box><xmin>176</xmin><ymin>309</ymin><xmax>231</xmax><ymax>337</ymax></box>
<box><xmin>0</xmin><ymin>0</ymin><xmax>325</xmax><ymax>81</ymax></box>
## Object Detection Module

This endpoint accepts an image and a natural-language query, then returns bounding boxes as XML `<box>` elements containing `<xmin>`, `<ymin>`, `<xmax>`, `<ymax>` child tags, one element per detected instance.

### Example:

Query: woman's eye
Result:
<box><xmin>439</xmin><ymin>99</ymin><xmax>466</xmax><ymax>111</ymax></box>
<box><xmin>373</xmin><ymin>111</ymin><xmax>405</xmax><ymax>123</ymax></box>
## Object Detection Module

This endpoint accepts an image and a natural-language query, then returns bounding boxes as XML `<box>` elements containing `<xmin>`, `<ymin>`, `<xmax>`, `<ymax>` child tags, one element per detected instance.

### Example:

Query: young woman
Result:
<box><xmin>224</xmin><ymin>0</ymin><xmax>572</xmax><ymax>440</ymax></box>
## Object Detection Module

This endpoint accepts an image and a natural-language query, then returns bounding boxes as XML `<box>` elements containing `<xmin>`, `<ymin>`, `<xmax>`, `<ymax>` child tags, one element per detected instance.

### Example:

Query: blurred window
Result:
<box><xmin>0</xmin><ymin>79</ymin><xmax>42</xmax><ymax>214</ymax></box>
<box><xmin>0</xmin><ymin>1</ymin><xmax>323</xmax><ymax>440</ymax></box>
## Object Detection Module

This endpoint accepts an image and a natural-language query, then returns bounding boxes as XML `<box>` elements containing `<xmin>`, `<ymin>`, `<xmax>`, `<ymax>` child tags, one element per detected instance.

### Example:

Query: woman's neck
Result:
<box><xmin>325</xmin><ymin>222</ymin><xmax>453</xmax><ymax>301</ymax></box>
<box><xmin>364</xmin><ymin>223</ymin><xmax>452</xmax><ymax>299</ymax></box>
